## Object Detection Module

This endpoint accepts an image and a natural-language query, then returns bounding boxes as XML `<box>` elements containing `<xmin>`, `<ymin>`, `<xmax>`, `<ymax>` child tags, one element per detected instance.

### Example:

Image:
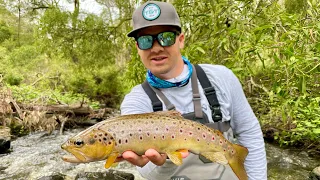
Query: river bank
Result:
<box><xmin>0</xmin><ymin>128</ymin><xmax>319</xmax><ymax>180</ymax></box>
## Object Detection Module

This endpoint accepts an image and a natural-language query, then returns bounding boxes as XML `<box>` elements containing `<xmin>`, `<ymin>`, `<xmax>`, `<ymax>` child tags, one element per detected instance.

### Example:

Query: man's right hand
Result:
<box><xmin>116</xmin><ymin>149</ymin><xmax>189</xmax><ymax>167</ymax></box>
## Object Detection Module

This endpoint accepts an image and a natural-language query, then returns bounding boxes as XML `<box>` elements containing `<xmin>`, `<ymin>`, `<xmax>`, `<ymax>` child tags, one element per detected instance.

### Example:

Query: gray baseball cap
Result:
<box><xmin>127</xmin><ymin>1</ymin><xmax>181</xmax><ymax>37</ymax></box>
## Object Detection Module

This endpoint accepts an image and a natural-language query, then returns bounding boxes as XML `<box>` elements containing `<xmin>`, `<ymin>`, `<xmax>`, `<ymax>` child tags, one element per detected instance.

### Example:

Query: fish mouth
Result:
<box><xmin>62</xmin><ymin>148</ymin><xmax>90</xmax><ymax>163</ymax></box>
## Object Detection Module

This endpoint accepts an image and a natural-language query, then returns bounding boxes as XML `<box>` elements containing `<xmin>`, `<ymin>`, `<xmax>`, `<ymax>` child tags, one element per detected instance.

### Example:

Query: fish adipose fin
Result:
<box><xmin>104</xmin><ymin>152</ymin><xmax>119</xmax><ymax>168</ymax></box>
<box><xmin>200</xmin><ymin>152</ymin><xmax>228</xmax><ymax>165</ymax></box>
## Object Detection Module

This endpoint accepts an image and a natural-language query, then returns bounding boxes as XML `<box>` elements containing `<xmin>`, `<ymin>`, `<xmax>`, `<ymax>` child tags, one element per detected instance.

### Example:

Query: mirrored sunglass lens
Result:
<box><xmin>157</xmin><ymin>32</ymin><xmax>176</xmax><ymax>47</ymax></box>
<box><xmin>137</xmin><ymin>36</ymin><xmax>153</xmax><ymax>50</ymax></box>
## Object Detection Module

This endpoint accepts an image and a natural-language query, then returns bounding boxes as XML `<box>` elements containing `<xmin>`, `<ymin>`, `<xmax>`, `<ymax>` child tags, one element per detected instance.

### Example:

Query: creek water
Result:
<box><xmin>0</xmin><ymin>129</ymin><xmax>319</xmax><ymax>180</ymax></box>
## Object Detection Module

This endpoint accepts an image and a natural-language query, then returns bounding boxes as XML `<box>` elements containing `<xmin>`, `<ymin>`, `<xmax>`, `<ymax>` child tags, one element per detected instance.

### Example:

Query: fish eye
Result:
<box><xmin>74</xmin><ymin>139</ymin><xmax>84</xmax><ymax>147</ymax></box>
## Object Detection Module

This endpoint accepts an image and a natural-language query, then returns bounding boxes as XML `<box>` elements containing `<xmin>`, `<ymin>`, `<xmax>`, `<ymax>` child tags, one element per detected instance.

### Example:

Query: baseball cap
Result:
<box><xmin>127</xmin><ymin>1</ymin><xmax>181</xmax><ymax>37</ymax></box>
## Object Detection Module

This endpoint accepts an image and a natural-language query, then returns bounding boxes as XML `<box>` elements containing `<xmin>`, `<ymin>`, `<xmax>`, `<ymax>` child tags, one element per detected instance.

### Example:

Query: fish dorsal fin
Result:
<box><xmin>201</xmin><ymin>152</ymin><xmax>228</xmax><ymax>165</ymax></box>
<box><xmin>154</xmin><ymin>110</ymin><xmax>182</xmax><ymax>118</ymax></box>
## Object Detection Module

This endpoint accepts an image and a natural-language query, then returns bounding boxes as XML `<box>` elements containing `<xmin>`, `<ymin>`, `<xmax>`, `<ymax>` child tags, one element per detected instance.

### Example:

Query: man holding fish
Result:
<box><xmin>120</xmin><ymin>1</ymin><xmax>267</xmax><ymax>180</ymax></box>
<box><xmin>61</xmin><ymin>1</ymin><xmax>267</xmax><ymax>180</ymax></box>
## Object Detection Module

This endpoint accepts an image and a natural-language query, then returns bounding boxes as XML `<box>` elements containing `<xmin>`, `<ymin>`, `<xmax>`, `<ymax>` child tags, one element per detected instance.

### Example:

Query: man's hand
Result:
<box><xmin>116</xmin><ymin>149</ymin><xmax>189</xmax><ymax>167</ymax></box>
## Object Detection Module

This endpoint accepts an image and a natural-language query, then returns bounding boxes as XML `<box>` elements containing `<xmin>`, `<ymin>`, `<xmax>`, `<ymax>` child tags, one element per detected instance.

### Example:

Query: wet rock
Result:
<box><xmin>75</xmin><ymin>170</ymin><xmax>135</xmax><ymax>180</ymax></box>
<box><xmin>309</xmin><ymin>166</ymin><xmax>320</xmax><ymax>180</ymax></box>
<box><xmin>0</xmin><ymin>126</ymin><xmax>11</xmax><ymax>153</ymax></box>
<box><xmin>37</xmin><ymin>173</ymin><xmax>65</xmax><ymax>180</ymax></box>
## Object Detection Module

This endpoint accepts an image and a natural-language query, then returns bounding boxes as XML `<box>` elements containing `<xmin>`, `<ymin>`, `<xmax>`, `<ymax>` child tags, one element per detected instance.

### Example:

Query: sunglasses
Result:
<box><xmin>135</xmin><ymin>31</ymin><xmax>179</xmax><ymax>50</ymax></box>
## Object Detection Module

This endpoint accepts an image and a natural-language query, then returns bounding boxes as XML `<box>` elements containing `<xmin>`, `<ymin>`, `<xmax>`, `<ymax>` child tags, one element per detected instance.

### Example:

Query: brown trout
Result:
<box><xmin>61</xmin><ymin>111</ymin><xmax>248</xmax><ymax>180</ymax></box>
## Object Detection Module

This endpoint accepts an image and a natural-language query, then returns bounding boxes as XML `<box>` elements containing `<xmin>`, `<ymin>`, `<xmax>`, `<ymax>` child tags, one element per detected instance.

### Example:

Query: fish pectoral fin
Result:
<box><xmin>110</xmin><ymin>162</ymin><xmax>119</xmax><ymax>168</ymax></box>
<box><xmin>104</xmin><ymin>152</ymin><xmax>119</xmax><ymax>169</ymax></box>
<box><xmin>166</xmin><ymin>151</ymin><xmax>183</xmax><ymax>166</ymax></box>
<box><xmin>200</xmin><ymin>152</ymin><xmax>228</xmax><ymax>165</ymax></box>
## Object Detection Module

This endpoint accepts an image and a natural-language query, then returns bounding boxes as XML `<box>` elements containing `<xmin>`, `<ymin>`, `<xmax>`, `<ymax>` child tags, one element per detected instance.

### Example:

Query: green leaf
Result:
<box><xmin>313</xmin><ymin>129</ymin><xmax>320</xmax><ymax>134</ymax></box>
<box><xmin>196</xmin><ymin>47</ymin><xmax>205</xmax><ymax>54</ymax></box>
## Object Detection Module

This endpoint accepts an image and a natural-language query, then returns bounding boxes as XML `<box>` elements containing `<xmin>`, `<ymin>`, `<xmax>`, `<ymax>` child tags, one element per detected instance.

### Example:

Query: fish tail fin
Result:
<box><xmin>227</xmin><ymin>144</ymin><xmax>249</xmax><ymax>180</ymax></box>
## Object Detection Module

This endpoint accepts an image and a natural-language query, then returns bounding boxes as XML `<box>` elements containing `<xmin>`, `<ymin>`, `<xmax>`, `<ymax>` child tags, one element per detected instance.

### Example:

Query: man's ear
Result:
<box><xmin>178</xmin><ymin>33</ymin><xmax>185</xmax><ymax>49</ymax></box>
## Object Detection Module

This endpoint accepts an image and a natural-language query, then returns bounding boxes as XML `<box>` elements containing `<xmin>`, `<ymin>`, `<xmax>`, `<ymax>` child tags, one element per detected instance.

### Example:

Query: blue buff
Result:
<box><xmin>146</xmin><ymin>56</ymin><xmax>193</xmax><ymax>89</ymax></box>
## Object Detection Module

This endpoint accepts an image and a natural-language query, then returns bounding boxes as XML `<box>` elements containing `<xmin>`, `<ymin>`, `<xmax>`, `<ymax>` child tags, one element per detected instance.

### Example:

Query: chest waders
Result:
<box><xmin>142</xmin><ymin>65</ymin><xmax>238</xmax><ymax>180</ymax></box>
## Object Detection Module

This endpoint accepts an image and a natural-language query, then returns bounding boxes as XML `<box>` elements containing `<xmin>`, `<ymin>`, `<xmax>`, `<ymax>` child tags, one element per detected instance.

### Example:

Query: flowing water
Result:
<box><xmin>0</xmin><ymin>129</ymin><xmax>319</xmax><ymax>180</ymax></box>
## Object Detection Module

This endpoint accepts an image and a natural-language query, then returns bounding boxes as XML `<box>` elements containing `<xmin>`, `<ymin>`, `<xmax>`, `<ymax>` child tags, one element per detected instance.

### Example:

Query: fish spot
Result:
<box><xmin>108</xmin><ymin>142</ymin><xmax>112</xmax><ymax>145</ymax></box>
<box><xmin>179</xmin><ymin>129</ymin><xmax>183</xmax><ymax>133</ymax></box>
<box><xmin>104</xmin><ymin>133</ymin><xmax>108</xmax><ymax>136</ymax></box>
<box><xmin>166</xmin><ymin>128</ymin><xmax>169</xmax><ymax>131</ymax></box>
<box><xmin>118</xmin><ymin>139</ymin><xmax>122</xmax><ymax>144</ymax></box>
<box><xmin>129</xmin><ymin>133</ymin><xmax>133</xmax><ymax>137</ymax></box>
<box><xmin>146</xmin><ymin>132</ymin><xmax>150</xmax><ymax>136</ymax></box>
<box><xmin>139</xmin><ymin>136</ymin><xmax>143</xmax><ymax>140</ymax></box>
<box><xmin>121</xmin><ymin>130</ymin><xmax>125</xmax><ymax>134</ymax></box>
<box><xmin>184</xmin><ymin>138</ymin><xmax>187</xmax><ymax>141</ymax></box>
<box><xmin>99</xmin><ymin>134</ymin><xmax>102</xmax><ymax>137</ymax></box>
<box><xmin>189</xmin><ymin>132</ymin><xmax>193</xmax><ymax>136</ymax></box>
<box><xmin>198</xmin><ymin>127</ymin><xmax>201</xmax><ymax>131</ymax></box>
<box><xmin>212</xmin><ymin>136</ymin><xmax>215</xmax><ymax>141</ymax></box>
<box><xmin>224</xmin><ymin>149</ymin><xmax>226</xmax><ymax>152</ymax></box>
<box><xmin>103</xmin><ymin>137</ymin><xmax>107</xmax><ymax>141</ymax></box>
<box><xmin>162</xmin><ymin>135</ymin><xmax>165</xmax><ymax>140</ymax></box>
<box><xmin>171</xmin><ymin>135</ymin><xmax>175</xmax><ymax>139</ymax></box>
<box><xmin>202</xmin><ymin>134</ymin><xmax>206</xmax><ymax>139</ymax></box>
<box><xmin>219</xmin><ymin>140</ymin><xmax>223</xmax><ymax>145</ymax></box>
<box><xmin>110</xmin><ymin>137</ymin><xmax>114</xmax><ymax>140</ymax></box>
<box><xmin>94</xmin><ymin>135</ymin><xmax>97</xmax><ymax>138</ymax></box>
<box><xmin>153</xmin><ymin>136</ymin><xmax>156</xmax><ymax>139</ymax></box>
<box><xmin>156</xmin><ymin>128</ymin><xmax>159</xmax><ymax>131</ymax></box>
<box><xmin>125</xmin><ymin>139</ymin><xmax>128</xmax><ymax>144</ymax></box>
<box><xmin>197</xmin><ymin>138</ymin><xmax>200</xmax><ymax>142</ymax></box>
<box><xmin>99</xmin><ymin>139</ymin><xmax>102</xmax><ymax>142</ymax></box>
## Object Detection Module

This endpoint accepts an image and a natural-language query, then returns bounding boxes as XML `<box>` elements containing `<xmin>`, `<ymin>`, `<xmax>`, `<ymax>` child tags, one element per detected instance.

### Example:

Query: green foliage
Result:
<box><xmin>0</xmin><ymin>21</ymin><xmax>12</xmax><ymax>43</ymax></box>
<box><xmin>0</xmin><ymin>0</ymin><xmax>319</xmax><ymax>148</ymax></box>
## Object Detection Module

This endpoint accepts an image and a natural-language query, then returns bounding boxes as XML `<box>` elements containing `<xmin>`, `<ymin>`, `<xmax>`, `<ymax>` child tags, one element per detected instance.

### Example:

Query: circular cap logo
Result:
<box><xmin>142</xmin><ymin>3</ymin><xmax>161</xmax><ymax>21</ymax></box>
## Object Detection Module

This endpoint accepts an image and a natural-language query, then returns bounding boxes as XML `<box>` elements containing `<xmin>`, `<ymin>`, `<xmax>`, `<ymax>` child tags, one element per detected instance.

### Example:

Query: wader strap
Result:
<box><xmin>150</xmin><ymin>86</ymin><xmax>176</xmax><ymax>111</ymax></box>
<box><xmin>194</xmin><ymin>64</ymin><xmax>222</xmax><ymax>122</ymax></box>
<box><xmin>205</xmin><ymin>121</ymin><xmax>231</xmax><ymax>132</ymax></box>
<box><xmin>191</xmin><ymin>65</ymin><xmax>203</xmax><ymax>119</ymax></box>
<box><xmin>142</xmin><ymin>81</ymin><xmax>163</xmax><ymax>112</ymax></box>
<box><xmin>141</xmin><ymin>81</ymin><xmax>176</xmax><ymax>111</ymax></box>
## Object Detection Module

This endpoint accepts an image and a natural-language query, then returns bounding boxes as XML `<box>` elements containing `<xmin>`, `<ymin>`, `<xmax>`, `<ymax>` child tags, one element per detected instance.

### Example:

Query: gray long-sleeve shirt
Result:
<box><xmin>120</xmin><ymin>64</ymin><xmax>267</xmax><ymax>180</ymax></box>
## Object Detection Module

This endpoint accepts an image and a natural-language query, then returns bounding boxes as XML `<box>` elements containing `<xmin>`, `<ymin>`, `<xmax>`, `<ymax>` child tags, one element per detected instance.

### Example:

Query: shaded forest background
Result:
<box><xmin>0</xmin><ymin>0</ymin><xmax>319</xmax><ymax>150</ymax></box>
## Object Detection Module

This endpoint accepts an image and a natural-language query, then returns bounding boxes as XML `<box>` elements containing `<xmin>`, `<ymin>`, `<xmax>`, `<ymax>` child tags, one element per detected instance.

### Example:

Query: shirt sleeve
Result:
<box><xmin>120</xmin><ymin>85</ymin><xmax>179</xmax><ymax>179</ymax></box>
<box><xmin>224</xmin><ymin>67</ymin><xmax>267</xmax><ymax>180</ymax></box>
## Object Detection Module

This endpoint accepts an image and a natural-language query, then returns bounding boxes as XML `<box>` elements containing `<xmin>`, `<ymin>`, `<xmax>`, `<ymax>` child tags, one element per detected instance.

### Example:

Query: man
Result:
<box><xmin>119</xmin><ymin>1</ymin><xmax>267</xmax><ymax>180</ymax></box>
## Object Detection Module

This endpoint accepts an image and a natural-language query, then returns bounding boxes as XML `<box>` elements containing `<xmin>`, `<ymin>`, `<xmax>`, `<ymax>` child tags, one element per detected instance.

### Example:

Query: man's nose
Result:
<box><xmin>150</xmin><ymin>40</ymin><xmax>164</xmax><ymax>53</ymax></box>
